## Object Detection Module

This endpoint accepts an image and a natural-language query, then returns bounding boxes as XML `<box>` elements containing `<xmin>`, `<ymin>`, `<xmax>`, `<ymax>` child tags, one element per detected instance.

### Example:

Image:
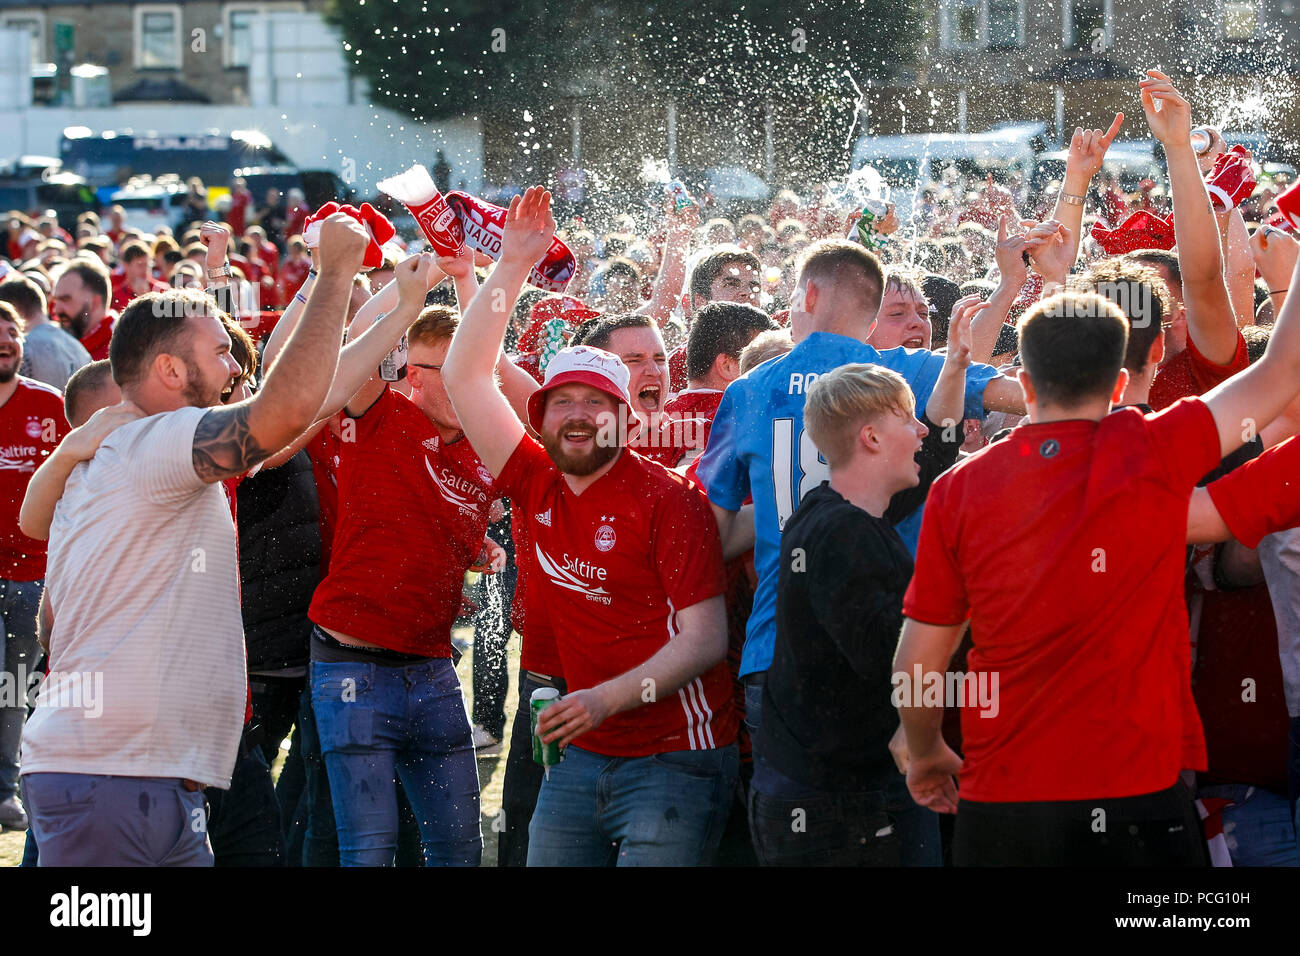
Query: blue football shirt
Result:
<box><xmin>696</xmin><ymin>331</ymin><xmax>999</xmax><ymax>677</ymax></box>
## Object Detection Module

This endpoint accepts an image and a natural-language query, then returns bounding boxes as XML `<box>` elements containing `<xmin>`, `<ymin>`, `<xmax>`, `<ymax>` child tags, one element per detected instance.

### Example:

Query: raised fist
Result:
<box><xmin>316</xmin><ymin>213</ymin><xmax>371</xmax><ymax>276</ymax></box>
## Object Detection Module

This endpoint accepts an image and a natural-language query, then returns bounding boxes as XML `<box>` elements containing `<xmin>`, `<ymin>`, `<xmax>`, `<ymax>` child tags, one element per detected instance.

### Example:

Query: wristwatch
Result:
<box><xmin>207</xmin><ymin>263</ymin><xmax>233</xmax><ymax>279</ymax></box>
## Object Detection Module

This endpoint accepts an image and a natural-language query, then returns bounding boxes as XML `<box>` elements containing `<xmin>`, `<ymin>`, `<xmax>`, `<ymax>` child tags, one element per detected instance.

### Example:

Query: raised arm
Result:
<box><xmin>443</xmin><ymin>186</ymin><xmax>555</xmax><ymax>478</ymax></box>
<box><xmin>262</xmin><ymin>251</ymin><xmax>316</xmax><ymax>372</ymax></box>
<box><xmin>438</xmin><ymin>246</ymin><xmax>538</xmax><ymax>427</ymax></box>
<box><xmin>536</xmin><ymin>594</ymin><xmax>727</xmax><ymax>748</ymax></box>
<box><xmin>319</xmin><ymin>253</ymin><xmax>440</xmax><ymax>420</ymax></box>
<box><xmin>924</xmin><ymin>296</ymin><xmax>982</xmax><ymax>428</ymax></box>
<box><xmin>1050</xmin><ymin>113</ymin><xmax>1124</xmax><ymax>272</ymax></box>
<box><xmin>1223</xmin><ymin>208</ymin><xmax>1257</xmax><ymax>329</ymax></box>
<box><xmin>1142</xmin><ymin>70</ymin><xmax>1239</xmax><ymax>364</ymax></box>
<box><xmin>191</xmin><ymin>214</ymin><xmax>368</xmax><ymax>483</ymax></box>
<box><xmin>635</xmin><ymin>201</ymin><xmax>698</xmax><ymax>327</ymax></box>
<box><xmin>1202</xmin><ymin>248</ymin><xmax>1300</xmax><ymax>457</ymax></box>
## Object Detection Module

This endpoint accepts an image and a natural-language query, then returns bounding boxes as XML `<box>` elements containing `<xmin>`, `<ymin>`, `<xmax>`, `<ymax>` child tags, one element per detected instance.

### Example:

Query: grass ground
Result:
<box><xmin>0</xmin><ymin>624</ymin><xmax>519</xmax><ymax>867</ymax></box>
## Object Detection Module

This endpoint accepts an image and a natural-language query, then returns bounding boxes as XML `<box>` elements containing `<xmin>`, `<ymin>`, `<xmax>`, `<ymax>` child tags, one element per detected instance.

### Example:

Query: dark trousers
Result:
<box><xmin>750</xmin><ymin>786</ymin><xmax>901</xmax><ymax>866</ymax></box>
<box><xmin>472</xmin><ymin>512</ymin><xmax>516</xmax><ymax>739</ymax></box>
<box><xmin>248</xmin><ymin>675</ymin><xmax>340</xmax><ymax>867</ymax></box>
<box><xmin>207</xmin><ymin>723</ymin><xmax>286</xmax><ymax>867</ymax></box>
<box><xmin>953</xmin><ymin>782</ymin><xmax>1210</xmax><ymax>866</ymax></box>
<box><xmin>498</xmin><ymin>670</ymin><xmax>566</xmax><ymax>867</ymax></box>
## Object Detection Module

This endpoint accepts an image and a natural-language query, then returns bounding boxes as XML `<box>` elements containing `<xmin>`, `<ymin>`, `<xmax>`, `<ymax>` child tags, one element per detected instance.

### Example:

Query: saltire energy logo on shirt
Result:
<box><xmin>424</xmin><ymin>455</ymin><xmax>488</xmax><ymax>516</ymax></box>
<box><xmin>534</xmin><ymin>544</ymin><xmax>612</xmax><ymax>604</ymax></box>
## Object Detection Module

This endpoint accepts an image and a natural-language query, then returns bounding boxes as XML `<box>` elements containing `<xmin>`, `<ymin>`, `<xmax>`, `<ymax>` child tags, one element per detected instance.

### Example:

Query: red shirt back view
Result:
<box><xmin>904</xmin><ymin>399</ymin><xmax>1222</xmax><ymax>802</ymax></box>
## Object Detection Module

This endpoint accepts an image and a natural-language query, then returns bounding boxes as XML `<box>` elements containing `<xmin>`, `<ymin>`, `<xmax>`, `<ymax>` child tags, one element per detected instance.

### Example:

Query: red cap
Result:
<box><xmin>525</xmin><ymin>346</ymin><xmax>632</xmax><ymax>433</ymax></box>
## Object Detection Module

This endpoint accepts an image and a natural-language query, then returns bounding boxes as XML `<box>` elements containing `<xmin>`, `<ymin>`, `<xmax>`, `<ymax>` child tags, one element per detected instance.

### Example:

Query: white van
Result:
<box><xmin>851</xmin><ymin>123</ymin><xmax>1045</xmax><ymax>223</ymax></box>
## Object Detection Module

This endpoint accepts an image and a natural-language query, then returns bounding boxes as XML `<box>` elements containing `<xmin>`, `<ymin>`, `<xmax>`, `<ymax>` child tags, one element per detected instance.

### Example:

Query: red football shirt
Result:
<box><xmin>903</xmin><ymin>399</ymin><xmax>1222</xmax><ymax>802</ymax></box>
<box><xmin>662</xmin><ymin>388</ymin><xmax>723</xmax><ymax>460</ymax></box>
<box><xmin>309</xmin><ymin>389</ymin><xmax>494</xmax><ymax>656</ymax></box>
<box><xmin>0</xmin><ymin>379</ymin><xmax>69</xmax><ymax>580</ymax></box>
<box><xmin>79</xmin><ymin>313</ymin><xmax>116</xmax><ymax>362</ymax></box>
<box><xmin>668</xmin><ymin>345</ymin><xmax>688</xmax><ymax>393</ymax></box>
<box><xmin>509</xmin><ymin>509</ymin><xmax>563</xmax><ymax>677</ymax></box>
<box><xmin>496</xmin><ymin>436</ymin><xmax>736</xmax><ymax>756</ymax></box>
<box><xmin>1149</xmin><ymin>330</ymin><xmax>1247</xmax><ymax>411</ymax></box>
<box><xmin>110</xmin><ymin>276</ymin><xmax>169</xmax><ymax>313</ymax></box>
<box><xmin>304</xmin><ymin>418</ymin><xmax>344</xmax><ymax>573</ymax></box>
<box><xmin>1206</xmin><ymin>435</ymin><xmax>1300</xmax><ymax>548</ymax></box>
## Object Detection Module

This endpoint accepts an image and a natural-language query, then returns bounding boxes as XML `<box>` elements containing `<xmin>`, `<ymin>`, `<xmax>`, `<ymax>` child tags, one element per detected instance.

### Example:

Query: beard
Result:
<box><xmin>181</xmin><ymin>357</ymin><xmax>225</xmax><ymax>408</ymax></box>
<box><xmin>62</xmin><ymin>304</ymin><xmax>93</xmax><ymax>339</ymax></box>
<box><xmin>541</xmin><ymin>420</ymin><xmax>620</xmax><ymax>476</ymax></box>
<box><xmin>0</xmin><ymin>363</ymin><xmax>17</xmax><ymax>384</ymax></box>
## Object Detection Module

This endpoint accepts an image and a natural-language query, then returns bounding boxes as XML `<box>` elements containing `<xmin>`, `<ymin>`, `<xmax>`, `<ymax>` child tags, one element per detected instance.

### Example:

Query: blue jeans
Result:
<box><xmin>527</xmin><ymin>743</ymin><xmax>739</xmax><ymax>866</ymax></box>
<box><xmin>310</xmin><ymin>657</ymin><xmax>481</xmax><ymax>866</ymax></box>
<box><xmin>1</xmin><ymin>578</ymin><xmax>42</xmax><ymax>801</ymax></box>
<box><xmin>1199</xmin><ymin>783</ymin><xmax>1300</xmax><ymax>867</ymax></box>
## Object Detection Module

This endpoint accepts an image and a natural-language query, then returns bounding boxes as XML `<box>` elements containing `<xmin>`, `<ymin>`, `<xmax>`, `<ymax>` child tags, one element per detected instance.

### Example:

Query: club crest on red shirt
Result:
<box><xmin>594</xmin><ymin>521</ymin><xmax>617</xmax><ymax>552</ymax></box>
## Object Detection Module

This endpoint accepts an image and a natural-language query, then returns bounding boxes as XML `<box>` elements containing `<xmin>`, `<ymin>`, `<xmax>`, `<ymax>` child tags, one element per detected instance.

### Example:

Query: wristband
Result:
<box><xmin>1059</xmin><ymin>192</ymin><xmax>1086</xmax><ymax>206</ymax></box>
<box><xmin>207</xmin><ymin>264</ymin><xmax>233</xmax><ymax>279</ymax></box>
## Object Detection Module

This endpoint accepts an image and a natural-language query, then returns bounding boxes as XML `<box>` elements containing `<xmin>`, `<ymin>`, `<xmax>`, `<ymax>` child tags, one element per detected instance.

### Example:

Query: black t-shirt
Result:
<box><xmin>760</xmin><ymin>482</ymin><xmax>915</xmax><ymax>793</ymax></box>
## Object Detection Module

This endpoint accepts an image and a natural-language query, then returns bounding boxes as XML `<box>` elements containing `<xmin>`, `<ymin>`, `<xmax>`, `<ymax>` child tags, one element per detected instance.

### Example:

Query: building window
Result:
<box><xmin>135</xmin><ymin>4</ymin><xmax>182</xmax><ymax>69</ymax></box>
<box><xmin>987</xmin><ymin>0</ymin><xmax>1024</xmax><ymax>47</ymax></box>
<box><xmin>0</xmin><ymin>11</ymin><xmax>45</xmax><ymax>64</ymax></box>
<box><xmin>1222</xmin><ymin>0</ymin><xmax>1260</xmax><ymax>39</ymax></box>
<box><xmin>225</xmin><ymin>7</ymin><xmax>258</xmax><ymax>67</ymax></box>
<box><xmin>223</xmin><ymin>4</ymin><xmax>303</xmax><ymax>68</ymax></box>
<box><xmin>1064</xmin><ymin>0</ymin><xmax>1113</xmax><ymax>51</ymax></box>
<box><xmin>939</xmin><ymin>0</ymin><xmax>1024</xmax><ymax>50</ymax></box>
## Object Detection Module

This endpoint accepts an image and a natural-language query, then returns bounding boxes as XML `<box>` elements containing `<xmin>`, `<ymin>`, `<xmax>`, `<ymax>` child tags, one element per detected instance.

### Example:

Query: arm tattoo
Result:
<box><xmin>192</xmin><ymin>405</ymin><xmax>271</xmax><ymax>483</ymax></box>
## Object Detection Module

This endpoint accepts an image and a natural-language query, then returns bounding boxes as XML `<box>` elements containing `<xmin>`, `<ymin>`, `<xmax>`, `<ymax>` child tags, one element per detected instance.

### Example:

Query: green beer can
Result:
<box><xmin>530</xmin><ymin>687</ymin><xmax>564</xmax><ymax>776</ymax></box>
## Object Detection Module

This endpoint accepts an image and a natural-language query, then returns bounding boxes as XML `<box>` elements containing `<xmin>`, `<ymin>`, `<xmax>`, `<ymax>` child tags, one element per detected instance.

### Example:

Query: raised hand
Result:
<box><xmin>316</xmin><ymin>212</ymin><xmax>370</xmax><ymax>277</ymax></box>
<box><xmin>1066</xmin><ymin>113</ymin><xmax>1125</xmax><ymax>183</ymax></box>
<box><xmin>436</xmin><ymin>245</ymin><xmax>477</xmax><ymax>282</ymax></box>
<box><xmin>500</xmin><ymin>186</ymin><xmax>556</xmax><ymax>268</ymax></box>
<box><xmin>1140</xmin><ymin>70</ymin><xmax>1192</xmax><ymax>148</ymax></box>
<box><xmin>994</xmin><ymin>216</ymin><xmax>1032</xmax><ymax>288</ymax></box>
<box><xmin>393</xmin><ymin>252</ymin><xmax>436</xmax><ymax>305</ymax></box>
<box><xmin>1252</xmin><ymin>225</ymin><xmax>1300</xmax><ymax>293</ymax></box>
<box><xmin>1025</xmin><ymin>220</ymin><xmax>1076</xmax><ymax>284</ymax></box>
<box><xmin>944</xmin><ymin>295</ymin><xmax>987</xmax><ymax>368</ymax></box>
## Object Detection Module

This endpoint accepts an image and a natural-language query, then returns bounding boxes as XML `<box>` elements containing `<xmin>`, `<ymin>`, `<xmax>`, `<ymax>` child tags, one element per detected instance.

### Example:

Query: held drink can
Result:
<box><xmin>1190</xmin><ymin>127</ymin><xmax>1215</xmax><ymax>156</ymax></box>
<box><xmin>667</xmin><ymin>180</ymin><xmax>696</xmax><ymax>212</ymax></box>
<box><xmin>850</xmin><ymin>202</ymin><xmax>889</xmax><ymax>251</ymax></box>
<box><xmin>530</xmin><ymin>687</ymin><xmax>564</xmax><ymax>777</ymax></box>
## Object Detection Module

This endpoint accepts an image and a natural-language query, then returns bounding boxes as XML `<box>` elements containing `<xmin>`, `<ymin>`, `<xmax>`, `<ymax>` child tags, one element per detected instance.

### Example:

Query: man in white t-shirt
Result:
<box><xmin>18</xmin><ymin>213</ymin><xmax>371</xmax><ymax>867</ymax></box>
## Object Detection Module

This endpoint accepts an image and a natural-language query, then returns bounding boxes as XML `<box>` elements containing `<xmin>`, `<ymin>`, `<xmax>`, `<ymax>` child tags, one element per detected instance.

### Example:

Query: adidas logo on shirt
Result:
<box><xmin>535</xmin><ymin>509</ymin><xmax>552</xmax><ymax>527</ymax></box>
<box><xmin>423</xmin><ymin>436</ymin><xmax>440</xmax><ymax>453</ymax></box>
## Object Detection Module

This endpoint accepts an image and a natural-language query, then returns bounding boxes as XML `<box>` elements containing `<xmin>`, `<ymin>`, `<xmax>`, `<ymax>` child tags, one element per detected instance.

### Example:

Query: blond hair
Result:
<box><xmin>804</xmin><ymin>363</ymin><xmax>914</xmax><ymax>468</ymax></box>
<box><xmin>739</xmin><ymin>328</ymin><xmax>793</xmax><ymax>373</ymax></box>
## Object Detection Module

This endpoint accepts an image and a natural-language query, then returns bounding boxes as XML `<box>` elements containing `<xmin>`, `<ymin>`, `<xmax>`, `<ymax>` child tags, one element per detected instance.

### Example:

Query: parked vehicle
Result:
<box><xmin>851</xmin><ymin>123</ymin><xmax>1047</xmax><ymax>222</ymax></box>
<box><xmin>60</xmin><ymin>128</ymin><xmax>290</xmax><ymax>197</ymax></box>
<box><xmin>101</xmin><ymin>176</ymin><xmax>191</xmax><ymax>233</ymax></box>
<box><xmin>0</xmin><ymin>166</ymin><xmax>96</xmax><ymax>224</ymax></box>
